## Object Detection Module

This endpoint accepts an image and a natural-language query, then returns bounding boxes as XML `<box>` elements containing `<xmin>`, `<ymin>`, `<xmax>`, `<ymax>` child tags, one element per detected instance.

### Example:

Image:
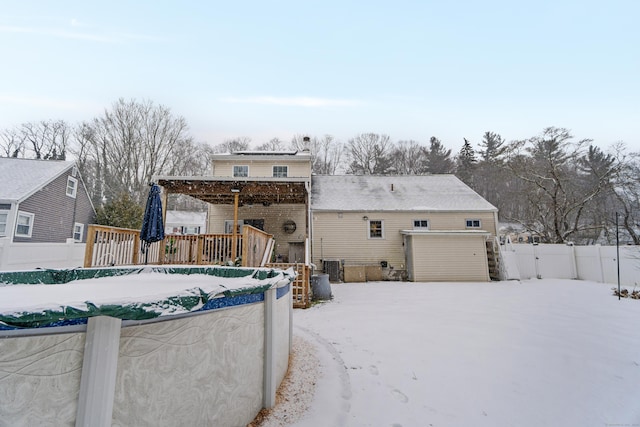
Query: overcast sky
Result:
<box><xmin>1</xmin><ymin>1</ymin><xmax>638</xmax><ymax>152</ymax></box>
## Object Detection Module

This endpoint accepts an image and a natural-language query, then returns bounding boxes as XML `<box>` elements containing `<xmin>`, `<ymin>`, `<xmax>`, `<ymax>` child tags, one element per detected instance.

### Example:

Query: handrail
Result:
<box><xmin>84</xmin><ymin>224</ymin><xmax>274</xmax><ymax>268</ymax></box>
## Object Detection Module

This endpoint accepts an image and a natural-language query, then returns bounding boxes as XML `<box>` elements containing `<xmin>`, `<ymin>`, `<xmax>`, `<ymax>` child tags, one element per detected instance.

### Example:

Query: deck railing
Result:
<box><xmin>84</xmin><ymin>224</ymin><xmax>267</xmax><ymax>268</ymax></box>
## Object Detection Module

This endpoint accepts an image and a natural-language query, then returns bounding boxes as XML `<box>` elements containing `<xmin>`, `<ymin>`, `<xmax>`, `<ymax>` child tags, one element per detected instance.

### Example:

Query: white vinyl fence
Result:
<box><xmin>503</xmin><ymin>243</ymin><xmax>640</xmax><ymax>286</ymax></box>
<box><xmin>0</xmin><ymin>238</ymin><xmax>86</xmax><ymax>271</ymax></box>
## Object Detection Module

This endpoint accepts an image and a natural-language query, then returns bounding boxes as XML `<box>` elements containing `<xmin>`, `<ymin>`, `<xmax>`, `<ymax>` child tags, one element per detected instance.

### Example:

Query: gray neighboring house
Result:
<box><xmin>0</xmin><ymin>158</ymin><xmax>96</xmax><ymax>243</ymax></box>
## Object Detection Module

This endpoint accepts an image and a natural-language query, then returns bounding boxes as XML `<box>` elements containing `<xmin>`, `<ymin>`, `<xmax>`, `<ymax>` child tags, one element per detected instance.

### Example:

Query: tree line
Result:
<box><xmin>2</xmin><ymin>98</ymin><xmax>639</xmax><ymax>245</ymax></box>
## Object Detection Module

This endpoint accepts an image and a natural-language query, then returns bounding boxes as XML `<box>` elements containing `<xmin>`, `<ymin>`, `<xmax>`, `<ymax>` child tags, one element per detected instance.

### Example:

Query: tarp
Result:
<box><xmin>0</xmin><ymin>266</ymin><xmax>294</xmax><ymax>330</ymax></box>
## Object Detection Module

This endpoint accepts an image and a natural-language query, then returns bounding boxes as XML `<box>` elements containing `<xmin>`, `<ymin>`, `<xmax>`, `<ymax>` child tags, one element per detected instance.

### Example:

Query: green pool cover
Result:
<box><xmin>0</xmin><ymin>266</ymin><xmax>294</xmax><ymax>330</ymax></box>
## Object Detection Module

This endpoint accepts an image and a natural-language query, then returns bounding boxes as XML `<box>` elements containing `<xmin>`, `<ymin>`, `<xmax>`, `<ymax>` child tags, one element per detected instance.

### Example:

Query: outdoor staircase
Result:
<box><xmin>486</xmin><ymin>239</ymin><xmax>502</xmax><ymax>281</ymax></box>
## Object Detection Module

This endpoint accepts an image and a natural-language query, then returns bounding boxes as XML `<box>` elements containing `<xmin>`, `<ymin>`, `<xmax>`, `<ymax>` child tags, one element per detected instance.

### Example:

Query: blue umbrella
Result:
<box><xmin>140</xmin><ymin>183</ymin><xmax>165</xmax><ymax>264</ymax></box>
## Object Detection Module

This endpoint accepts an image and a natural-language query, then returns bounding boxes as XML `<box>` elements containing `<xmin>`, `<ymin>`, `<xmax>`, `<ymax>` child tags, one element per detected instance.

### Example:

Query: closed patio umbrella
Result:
<box><xmin>140</xmin><ymin>183</ymin><xmax>165</xmax><ymax>264</ymax></box>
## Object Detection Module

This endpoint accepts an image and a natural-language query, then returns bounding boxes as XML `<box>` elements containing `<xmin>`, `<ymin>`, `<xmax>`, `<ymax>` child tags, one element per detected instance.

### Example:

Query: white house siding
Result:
<box><xmin>207</xmin><ymin>203</ymin><xmax>307</xmax><ymax>261</ymax></box>
<box><xmin>311</xmin><ymin>211</ymin><xmax>497</xmax><ymax>270</ymax></box>
<box><xmin>212</xmin><ymin>160</ymin><xmax>311</xmax><ymax>178</ymax></box>
<box><xmin>408</xmin><ymin>234</ymin><xmax>490</xmax><ymax>282</ymax></box>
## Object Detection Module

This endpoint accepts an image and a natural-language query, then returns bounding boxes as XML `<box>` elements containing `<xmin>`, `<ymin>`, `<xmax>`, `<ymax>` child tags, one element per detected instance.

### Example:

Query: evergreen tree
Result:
<box><xmin>456</xmin><ymin>138</ymin><xmax>477</xmax><ymax>185</ymax></box>
<box><xmin>424</xmin><ymin>137</ymin><xmax>454</xmax><ymax>174</ymax></box>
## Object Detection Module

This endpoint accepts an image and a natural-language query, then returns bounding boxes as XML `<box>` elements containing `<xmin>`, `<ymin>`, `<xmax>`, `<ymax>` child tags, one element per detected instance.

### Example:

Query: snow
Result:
<box><xmin>263</xmin><ymin>279</ymin><xmax>640</xmax><ymax>427</ymax></box>
<box><xmin>3</xmin><ymin>273</ymin><xmax>639</xmax><ymax>425</ymax></box>
<box><xmin>0</xmin><ymin>267</ymin><xmax>285</xmax><ymax>317</ymax></box>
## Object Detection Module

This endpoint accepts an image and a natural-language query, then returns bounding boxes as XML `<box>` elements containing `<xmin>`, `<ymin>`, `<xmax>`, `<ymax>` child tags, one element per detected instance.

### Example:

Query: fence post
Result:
<box><xmin>263</xmin><ymin>287</ymin><xmax>277</xmax><ymax>409</ymax></box>
<box><xmin>83</xmin><ymin>226</ymin><xmax>96</xmax><ymax>268</ymax></box>
<box><xmin>75</xmin><ymin>316</ymin><xmax>122</xmax><ymax>427</ymax></box>
<box><xmin>596</xmin><ymin>244</ymin><xmax>605</xmax><ymax>283</ymax></box>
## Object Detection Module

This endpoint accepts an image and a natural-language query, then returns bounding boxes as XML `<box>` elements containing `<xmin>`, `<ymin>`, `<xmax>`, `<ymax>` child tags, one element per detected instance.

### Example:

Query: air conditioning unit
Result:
<box><xmin>323</xmin><ymin>259</ymin><xmax>341</xmax><ymax>283</ymax></box>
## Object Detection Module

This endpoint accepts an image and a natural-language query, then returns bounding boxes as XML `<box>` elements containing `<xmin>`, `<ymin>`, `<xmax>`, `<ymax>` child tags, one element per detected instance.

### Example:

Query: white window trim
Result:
<box><xmin>66</xmin><ymin>176</ymin><xmax>78</xmax><ymax>198</ymax></box>
<box><xmin>233</xmin><ymin>165</ymin><xmax>249</xmax><ymax>178</ymax></box>
<box><xmin>413</xmin><ymin>219</ymin><xmax>429</xmax><ymax>230</ymax></box>
<box><xmin>367</xmin><ymin>219</ymin><xmax>385</xmax><ymax>239</ymax></box>
<box><xmin>15</xmin><ymin>211</ymin><xmax>35</xmax><ymax>238</ymax></box>
<box><xmin>73</xmin><ymin>222</ymin><xmax>84</xmax><ymax>242</ymax></box>
<box><xmin>466</xmin><ymin>219</ymin><xmax>482</xmax><ymax>229</ymax></box>
<box><xmin>272</xmin><ymin>165</ymin><xmax>288</xmax><ymax>178</ymax></box>
<box><xmin>0</xmin><ymin>209</ymin><xmax>9</xmax><ymax>237</ymax></box>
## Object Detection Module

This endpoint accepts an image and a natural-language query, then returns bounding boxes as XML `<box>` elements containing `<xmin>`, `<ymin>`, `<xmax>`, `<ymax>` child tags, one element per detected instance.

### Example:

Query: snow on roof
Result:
<box><xmin>0</xmin><ymin>158</ymin><xmax>74</xmax><ymax>202</ymax></box>
<box><xmin>311</xmin><ymin>175</ymin><xmax>497</xmax><ymax>212</ymax></box>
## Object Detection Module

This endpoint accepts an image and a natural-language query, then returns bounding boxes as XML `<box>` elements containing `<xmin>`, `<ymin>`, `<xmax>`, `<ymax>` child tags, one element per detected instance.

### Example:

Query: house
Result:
<box><xmin>205</xmin><ymin>150</ymin><xmax>312</xmax><ymax>263</ymax></box>
<box><xmin>164</xmin><ymin>210</ymin><xmax>207</xmax><ymax>235</ymax></box>
<box><xmin>311</xmin><ymin>175</ymin><xmax>498</xmax><ymax>282</ymax></box>
<box><xmin>0</xmin><ymin>158</ymin><xmax>95</xmax><ymax>243</ymax></box>
<box><xmin>155</xmin><ymin>150</ymin><xmax>499</xmax><ymax>281</ymax></box>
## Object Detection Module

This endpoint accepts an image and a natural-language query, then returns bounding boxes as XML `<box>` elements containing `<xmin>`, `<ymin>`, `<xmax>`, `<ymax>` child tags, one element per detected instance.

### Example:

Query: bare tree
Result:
<box><xmin>290</xmin><ymin>134</ymin><xmax>345</xmax><ymax>175</ymax></box>
<box><xmin>388</xmin><ymin>140</ymin><xmax>426</xmax><ymax>175</ymax></box>
<box><xmin>0</xmin><ymin>128</ymin><xmax>25</xmax><ymax>157</ymax></box>
<box><xmin>19</xmin><ymin>120</ymin><xmax>71</xmax><ymax>160</ymax></box>
<box><xmin>72</xmin><ymin>98</ymin><xmax>193</xmax><ymax>206</ymax></box>
<box><xmin>347</xmin><ymin>133</ymin><xmax>394</xmax><ymax>175</ymax></box>
<box><xmin>255</xmin><ymin>137</ymin><xmax>286</xmax><ymax>151</ymax></box>
<box><xmin>505</xmin><ymin>127</ymin><xmax>620</xmax><ymax>243</ymax></box>
<box><xmin>211</xmin><ymin>137</ymin><xmax>251</xmax><ymax>153</ymax></box>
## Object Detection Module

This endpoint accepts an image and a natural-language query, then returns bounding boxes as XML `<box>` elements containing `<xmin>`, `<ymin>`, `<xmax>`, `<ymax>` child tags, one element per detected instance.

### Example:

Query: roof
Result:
<box><xmin>311</xmin><ymin>175</ymin><xmax>497</xmax><ymax>212</ymax></box>
<box><xmin>211</xmin><ymin>151</ymin><xmax>311</xmax><ymax>162</ymax></box>
<box><xmin>156</xmin><ymin>176</ymin><xmax>309</xmax><ymax>205</ymax></box>
<box><xmin>0</xmin><ymin>158</ymin><xmax>74</xmax><ymax>203</ymax></box>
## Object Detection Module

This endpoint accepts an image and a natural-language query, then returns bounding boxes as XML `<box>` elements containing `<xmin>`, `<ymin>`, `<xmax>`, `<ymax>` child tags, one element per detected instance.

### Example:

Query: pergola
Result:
<box><xmin>155</xmin><ymin>176</ymin><xmax>311</xmax><ymax>258</ymax></box>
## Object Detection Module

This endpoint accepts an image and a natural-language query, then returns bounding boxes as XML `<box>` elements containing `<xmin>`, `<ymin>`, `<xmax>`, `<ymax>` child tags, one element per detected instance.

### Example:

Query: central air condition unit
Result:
<box><xmin>323</xmin><ymin>259</ymin><xmax>341</xmax><ymax>283</ymax></box>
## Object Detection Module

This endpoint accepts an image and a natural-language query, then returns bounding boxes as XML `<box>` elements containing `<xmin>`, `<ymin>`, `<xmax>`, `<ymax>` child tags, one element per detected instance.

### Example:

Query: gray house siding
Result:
<box><xmin>14</xmin><ymin>171</ymin><xmax>95</xmax><ymax>243</ymax></box>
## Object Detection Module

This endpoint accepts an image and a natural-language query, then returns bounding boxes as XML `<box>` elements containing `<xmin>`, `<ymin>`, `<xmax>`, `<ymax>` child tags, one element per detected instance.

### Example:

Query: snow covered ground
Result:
<box><xmin>265</xmin><ymin>279</ymin><xmax>640</xmax><ymax>427</ymax></box>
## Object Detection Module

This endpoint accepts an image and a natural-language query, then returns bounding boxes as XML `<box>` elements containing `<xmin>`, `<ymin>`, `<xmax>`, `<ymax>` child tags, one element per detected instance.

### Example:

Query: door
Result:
<box><xmin>288</xmin><ymin>242</ymin><xmax>305</xmax><ymax>263</ymax></box>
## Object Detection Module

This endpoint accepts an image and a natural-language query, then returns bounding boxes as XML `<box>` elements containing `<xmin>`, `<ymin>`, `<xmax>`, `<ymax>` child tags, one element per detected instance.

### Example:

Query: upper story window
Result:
<box><xmin>15</xmin><ymin>211</ymin><xmax>34</xmax><ymax>238</ymax></box>
<box><xmin>466</xmin><ymin>219</ymin><xmax>481</xmax><ymax>228</ymax></box>
<box><xmin>368</xmin><ymin>219</ymin><xmax>384</xmax><ymax>239</ymax></box>
<box><xmin>66</xmin><ymin>176</ymin><xmax>78</xmax><ymax>198</ymax></box>
<box><xmin>233</xmin><ymin>165</ymin><xmax>249</xmax><ymax>177</ymax></box>
<box><xmin>413</xmin><ymin>219</ymin><xmax>429</xmax><ymax>230</ymax></box>
<box><xmin>272</xmin><ymin>165</ymin><xmax>288</xmax><ymax>178</ymax></box>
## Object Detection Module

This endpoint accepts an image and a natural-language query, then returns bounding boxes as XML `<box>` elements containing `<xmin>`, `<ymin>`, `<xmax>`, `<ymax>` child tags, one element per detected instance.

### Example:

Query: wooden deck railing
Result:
<box><xmin>84</xmin><ymin>224</ymin><xmax>270</xmax><ymax>268</ymax></box>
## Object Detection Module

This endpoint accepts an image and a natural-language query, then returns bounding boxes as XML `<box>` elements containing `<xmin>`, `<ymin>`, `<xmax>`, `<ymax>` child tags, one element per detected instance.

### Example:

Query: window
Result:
<box><xmin>15</xmin><ymin>211</ymin><xmax>34</xmax><ymax>238</ymax></box>
<box><xmin>0</xmin><ymin>211</ymin><xmax>7</xmax><ymax>236</ymax></box>
<box><xmin>233</xmin><ymin>165</ymin><xmax>249</xmax><ymax>177</ymax></box>
<box><xmin>368</xmin><ymin>220</ymin><xmax>384</xmax><ymax>239</ymax></box>
<box><xmin>66</xmin><ymin>176</ymin><xmax>78</xmax><ymax>198</ymax></box>
<box><xmin>73</xmin><ymin>223</ymin><xmax>84</xmax><ymax>242</ymax></box>
<box><xmin>272</xmin><ymin>165</ymin><xmax>288</xmax><ymax>178</ymax></box>
<box><xmin>413</xmin><ymin>219</ymin><xmax>429</xmax><ymax>230</ymax></box>
<box><xmin>466</xmin><ymin>219</ymin><xmax>481</xmax><ymax>228</ymax></box>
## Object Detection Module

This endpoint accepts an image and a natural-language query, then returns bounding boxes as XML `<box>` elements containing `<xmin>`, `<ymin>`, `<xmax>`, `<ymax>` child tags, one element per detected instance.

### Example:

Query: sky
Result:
<box><xmin>1</xmin><ymin>1</ymin><xmax>639</xmax><ymax>153</ymax></box>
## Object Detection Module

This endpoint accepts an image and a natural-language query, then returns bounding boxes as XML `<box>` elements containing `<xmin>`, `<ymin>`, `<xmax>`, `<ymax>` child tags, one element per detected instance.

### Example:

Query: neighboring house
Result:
<box><xmin>0</xmin><ymin>158</ymin><xmax>95</xmax><ymax>243</ymax></box>
<box><xmin>156</xmin><ymin>150</ymin><xmax>499</xmax><ymax>281</ymax></box>
<box><xmin>165</xmin><ymin>210</ymin><xmax>207</xmax><ymax>235</ymax></box>
<box><xmin>311</xmin><ymin>175</ymin><xmax>498</xmax><ymax>282</ymax></box>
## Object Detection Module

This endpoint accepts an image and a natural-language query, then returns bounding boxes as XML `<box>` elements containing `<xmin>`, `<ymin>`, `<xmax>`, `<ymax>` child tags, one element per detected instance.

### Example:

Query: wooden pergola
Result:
<box><xmin>155</xmin><ymin>176</ymin><xmax>311</xmax><ymax>261</ymax></box>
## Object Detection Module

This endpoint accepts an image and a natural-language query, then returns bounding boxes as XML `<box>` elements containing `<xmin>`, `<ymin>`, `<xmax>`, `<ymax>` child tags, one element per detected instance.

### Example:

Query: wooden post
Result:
<box><xmin>231</xmin><ymin>192</ymin><xmax>239</xmax><ymax>262</ymax></box>
<box><xmin>83</xmin><ymin>225</ymin><xmax>97</xmax><ymax>268</ymax></box>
